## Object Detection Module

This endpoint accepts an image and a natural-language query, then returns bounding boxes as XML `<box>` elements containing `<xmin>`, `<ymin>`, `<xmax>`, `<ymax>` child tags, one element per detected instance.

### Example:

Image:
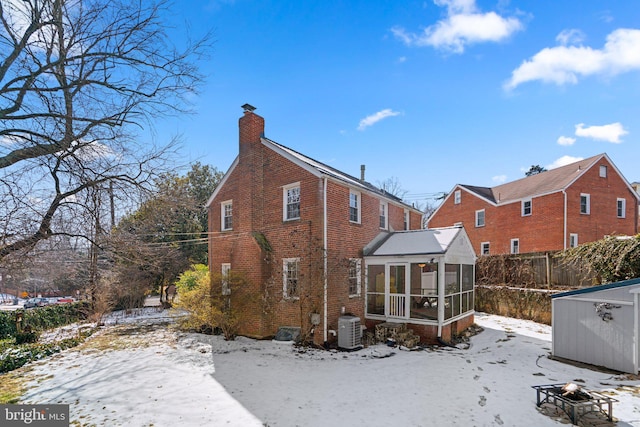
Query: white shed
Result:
<box><xmin>551</xmin><ymin>278</ymin><xmax>640</xmax><ymax>374</ymax></box>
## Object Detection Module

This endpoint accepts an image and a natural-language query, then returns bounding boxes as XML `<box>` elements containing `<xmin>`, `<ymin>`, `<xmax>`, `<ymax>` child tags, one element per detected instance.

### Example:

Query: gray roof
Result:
<box><xmin>551</xmin><ymin>277</ymin><xmax>640</xmax><ymax>299</ymax></box>
<box><xmin>461</xmin><ymin>154</ymin><xmax>607</xmax><ymax>204</ymax></box>
<box><xmin>364</xmin><ymin>227</ymin><xmax>463</xmax><ymax>256</ymax></box>
<box><xmin>263</xmin><ymin>137</ymin><xmax>412</xmax><ymax>207</ymax></box>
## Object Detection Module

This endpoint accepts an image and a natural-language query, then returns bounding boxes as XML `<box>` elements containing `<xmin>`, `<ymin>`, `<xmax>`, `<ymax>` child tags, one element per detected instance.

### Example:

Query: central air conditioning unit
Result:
<box><xmin>338</xmin><ymin>316</ymin><xmax>362</xmax><ymax>350</ymax></box>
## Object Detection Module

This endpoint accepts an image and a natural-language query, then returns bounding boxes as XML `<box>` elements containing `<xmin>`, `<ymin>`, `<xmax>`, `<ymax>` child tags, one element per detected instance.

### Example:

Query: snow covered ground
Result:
<box><xmin>17</xmin><ymin>309</ymin><xmax>640</xmax><ymax>426</ymax></box>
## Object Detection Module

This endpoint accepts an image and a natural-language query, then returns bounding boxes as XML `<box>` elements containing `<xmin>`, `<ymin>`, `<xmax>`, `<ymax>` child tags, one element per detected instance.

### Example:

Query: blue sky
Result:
<box><xmin>161</xmin><ymin>0</ymin><xmax>640</xmax><ymax>207</ymax></box>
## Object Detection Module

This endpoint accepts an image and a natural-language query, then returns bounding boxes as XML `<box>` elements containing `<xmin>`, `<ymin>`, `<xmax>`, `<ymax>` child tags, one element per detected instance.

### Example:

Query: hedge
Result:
<box><xmin>0</xmin><ymin>302</ymin><xmax>91</xmax><ymax>339</ymax></box>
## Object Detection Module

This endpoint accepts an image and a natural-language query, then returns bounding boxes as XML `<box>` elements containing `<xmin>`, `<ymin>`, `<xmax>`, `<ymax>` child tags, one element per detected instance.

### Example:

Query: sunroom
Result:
<box><xmin>362</xmin><ymin>226</ymin><xmax>476</xmax><ymax>342</ymax></box>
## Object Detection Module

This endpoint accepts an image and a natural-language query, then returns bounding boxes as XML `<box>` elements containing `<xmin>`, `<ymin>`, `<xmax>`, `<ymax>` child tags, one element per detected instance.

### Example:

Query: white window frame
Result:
<box><xmin>475</xmin><ymin>209</ymin><xmax>485</xmax><ymax>227</ymax></box>
<box><xmin>600</xmin><ymin>165</ymin><xmax>607</xmax><ymax>178</ymax></box>
<box><xmin>221</xmin><ymin>200</ymin><xmax>233</xmax><ymax>231</ymax></box>
<box><xmin>349</xmin><ymin>190</ymin><xmax>361</xmax><ymax>223</ymax></box>
<box><xmin>569</xmin><ymin>233</ymin><xmax>578</xmax><ymax>248</ymax></box>
<box><xmin>283</xmin><ymin>183</ymin><xmax>301</xmax><ymax>221</ymax></box>
<box><xmin>221</xmin><ymin>263</ymin><xmax>231</xmax><ymax>295</ymax></box>
<box><xmin>379</xmin><ymin>201</ymin><xmax>388</xmax><ymax>229</ymax></box>
<box><xmin>454</xmin><ymin>190</ymin><xmax>461</xmax><ymax>204</ymax></box>
<box><xmin>510</xmin><ymin>238</ymin><xmax>519</xmax><ymax>254</ymax></box>
<box><xmin>580</xmin><ymin>193</ymin><xmax>590</xmax><ymax>215</ymax></box>
<box><xmin>617</xmin><ymin>198</ymin><xmax>626</xmax><ymax>218</ymax></box>
<box><xmin>283</xmin><ymin>258</ymin><xmax>300</xmax><ymax>299</ymax></box>
<box><xmin>521</xmin><ymin>199</ymin><xmax>532</xmax><ymax>216</ymax></box>
<box><xmin>481</xmin><ymin>242</ymin><xmax>490</xmax><ymax>255</ymax></box>
<box><xmin>348</xmin><ymin>258</ymin><xmax>361</xmax><ymax>297</ymax></box>
<box><xmin>403</xmin><ymin>210</ymin><xmax>409</xmax><ymax>230</ymax></box>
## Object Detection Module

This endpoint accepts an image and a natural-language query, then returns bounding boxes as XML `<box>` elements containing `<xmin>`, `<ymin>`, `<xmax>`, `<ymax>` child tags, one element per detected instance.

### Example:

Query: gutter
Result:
<box><xmin>323</xmin><ymin>177</ymin><xmax>328</xmax><ymax>343</ymax></box>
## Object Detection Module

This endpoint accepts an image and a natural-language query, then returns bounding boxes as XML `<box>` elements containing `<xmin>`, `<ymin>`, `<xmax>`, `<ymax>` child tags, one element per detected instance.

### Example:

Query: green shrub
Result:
<box><xmin>0</xmin><ymin>312</ymin><xmax>17</xmax><ymax>339</ymax></box>
<box><xmin>174</xmin><ymin>265</ymin><xmax>257</xmax><ymax>340</ymax></box>
<box><xmin>0</xmin><ymin>329</ymin><xmax>96</xmax><ymax>373</ymax></box>
<box><xmin>14</xmin><ymin>329</ymin><xmax>40</xmax><ymax>345</ymax></box>
<box><xmin>0</xmin><ymin>301</ymin><xmax>91</xmax><ymax>340</ymax></box>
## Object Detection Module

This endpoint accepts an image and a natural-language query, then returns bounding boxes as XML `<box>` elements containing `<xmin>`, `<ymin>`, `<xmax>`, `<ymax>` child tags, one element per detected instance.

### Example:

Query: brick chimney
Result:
<box><xmin>238</xmin><ymin>104</ymin><xmax>265</xmax><ymax>232</ymax></box>
<box><xmin>239</xmin><ymin>104</ymin><xmax>265</xmax><ymax>156</ymax></box>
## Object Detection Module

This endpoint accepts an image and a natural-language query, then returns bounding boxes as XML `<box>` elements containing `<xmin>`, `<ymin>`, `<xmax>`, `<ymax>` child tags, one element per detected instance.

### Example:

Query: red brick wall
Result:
<box><xmin>565</xmin><ymin>158</ymin><xmax>638</xmax><ymax>244</ymax></box>
<box><xmin>209</xmin><ymin>110</ymin><xmax>423</xmax><ymax>344</ymax></box>
<box><xmin>428</xmin><ymin>158</ymin><xmax>637</xmax><ymax>255</ymax></box>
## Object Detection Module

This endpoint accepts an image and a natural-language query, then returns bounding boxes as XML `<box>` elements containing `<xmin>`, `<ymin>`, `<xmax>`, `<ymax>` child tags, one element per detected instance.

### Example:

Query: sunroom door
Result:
<box><xmin>387</xmin><ymin>264</ymin><xmax>409</xmax><ymax>318</ymax></box>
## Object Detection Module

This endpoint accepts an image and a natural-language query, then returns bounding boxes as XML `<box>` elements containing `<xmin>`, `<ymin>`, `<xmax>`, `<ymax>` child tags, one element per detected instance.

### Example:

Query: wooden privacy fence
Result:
<box><xmin>475</xmin><ymin>251</ymin><xmax>597</xmax><ymax>289</ymax></box>
<box><xmin>474</xmin><ymin>252</ymin><xmax>599</xmax><ymax>325</ymax></box>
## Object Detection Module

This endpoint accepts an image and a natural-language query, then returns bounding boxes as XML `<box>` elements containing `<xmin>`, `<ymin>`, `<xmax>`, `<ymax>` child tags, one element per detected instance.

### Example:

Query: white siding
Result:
<box><xmin>552</xmin><ymin>284</ymin><xmax>639</xmax><ymax>374</ymax></box>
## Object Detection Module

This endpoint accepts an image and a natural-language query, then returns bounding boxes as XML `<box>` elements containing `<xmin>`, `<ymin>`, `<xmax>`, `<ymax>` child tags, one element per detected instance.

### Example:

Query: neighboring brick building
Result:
<box><xmin>206</xmin><ymin>105</ymin><xmax>426</xmax><ymax>346</ymax></box>
<box><xmin>428</xmin><ymin>154</ymin><xmax>639</xmax><ymax>256</ymax></box>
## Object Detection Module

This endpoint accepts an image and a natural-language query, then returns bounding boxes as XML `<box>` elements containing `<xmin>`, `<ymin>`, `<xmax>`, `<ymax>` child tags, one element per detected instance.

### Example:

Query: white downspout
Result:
<box><xmin>323</xmin><ymin>177</ymin><xmax>328</xmax><ymax>343</ymax></box>
<box><xmin>437</xmin><ymin>257</ymin><xmax>444</xmax><ymax>337</ymax></box>
<box><xmin>562</xmin><ymin>190</ymin><xmax>567</xmax><ymax>250</ymax></box>
<box><xmin>633</xmin><ymin>289</ymin><xmax>639</xmax><ymax>374</ymax></box>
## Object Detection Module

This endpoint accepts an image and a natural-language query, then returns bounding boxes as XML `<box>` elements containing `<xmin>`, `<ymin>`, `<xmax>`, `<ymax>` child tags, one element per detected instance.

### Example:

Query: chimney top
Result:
<box><xmin>360</xmin><ymin>164</ymin><xmax>365</xmax><ymax>181</ymax></box>
<box><xmin>242</xmin><ymin>103</ymin><xmax>256</xmax><ymax>113</ymax></box>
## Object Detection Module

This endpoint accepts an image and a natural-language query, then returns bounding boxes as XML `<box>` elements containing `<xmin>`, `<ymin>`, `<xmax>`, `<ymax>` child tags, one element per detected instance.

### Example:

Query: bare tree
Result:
<box><xmin>377</xmin><ymin>176</ymin><xmax>407</xmax><ymax>199</ymax></box>
<box><xmin>0</xmin><ymin>0</ymin><xmax>211</xmax><ymax>260</ymax></box>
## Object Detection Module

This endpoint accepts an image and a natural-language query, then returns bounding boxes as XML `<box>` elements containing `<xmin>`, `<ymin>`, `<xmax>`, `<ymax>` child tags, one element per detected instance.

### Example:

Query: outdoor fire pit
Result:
<box><xmin>532</xmin><ymin>383</ymin><xmax>618</xmax><ymax>425</ymax></box>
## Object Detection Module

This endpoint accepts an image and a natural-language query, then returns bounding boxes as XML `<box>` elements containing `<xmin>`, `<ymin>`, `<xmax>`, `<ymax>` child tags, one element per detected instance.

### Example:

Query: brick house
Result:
<box><xmin>206</xmin><ymin>105</ymin><xmax>475</xmax><ymax>346</ymax></box>
<box><xmin>428</xmin><ymin>154</ymin><xmax>639</xmax><ymax>256</ymax></box>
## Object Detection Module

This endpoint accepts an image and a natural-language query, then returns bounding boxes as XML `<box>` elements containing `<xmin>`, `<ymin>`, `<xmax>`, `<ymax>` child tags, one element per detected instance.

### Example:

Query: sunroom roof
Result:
<box><xmin>364</xmin><ymin>227</ymin><xmax>462</xmax><ymax>257</ymax></box>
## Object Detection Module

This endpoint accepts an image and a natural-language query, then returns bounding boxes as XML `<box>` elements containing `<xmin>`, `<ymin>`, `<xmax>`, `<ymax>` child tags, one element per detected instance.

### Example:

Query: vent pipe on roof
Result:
<box><xmin>360</xmin><ymin>165</ymin><xmax>365</xmax><ymax>181</ymax></box>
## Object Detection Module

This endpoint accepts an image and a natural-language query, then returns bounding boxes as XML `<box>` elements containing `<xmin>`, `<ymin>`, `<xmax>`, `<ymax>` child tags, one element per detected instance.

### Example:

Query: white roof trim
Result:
<box><xmin>205</xmin><ymin>156</ymin><xmax>238</xmax><ymax>208</ymax></box>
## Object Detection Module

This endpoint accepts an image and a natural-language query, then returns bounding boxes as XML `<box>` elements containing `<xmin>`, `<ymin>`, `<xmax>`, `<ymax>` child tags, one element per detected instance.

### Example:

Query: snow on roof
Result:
<box><xmin>364</xmin><ymin>227</ymin><xmax>462</xmax><ymax>256</ymax></box>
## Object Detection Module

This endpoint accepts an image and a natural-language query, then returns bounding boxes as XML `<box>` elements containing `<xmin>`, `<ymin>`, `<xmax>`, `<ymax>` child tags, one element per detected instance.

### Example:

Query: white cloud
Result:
<box><xmin>547</xmin><ymin>155</ymin><xmax>584</xmax><ymax>170</ymax></box>
<box><xmin>397</xmin><ymin>56</ymin><xmax>407</xmax><ymax>63</ymax></box>
<box><xmin>391</xmin><ymin>0</ymin><xmax>522</xmax><ymax>54</ymax></box>
<box><xmin>556</xmin><ymin>29</ymin><xmax>585</xmax><ymax>46</ymax></box>
<box><xmin>357</xmin><ymin>109</ymin><xmax>401</xmax><ymax>131</ymax></box>
<box><xmin>575</xmin><ymin>122</ymin><xmax>628</xmax><ymax>143</ymax></box>
<box><xmin>505</xmin><ymin>28</ymin><xmax>640</xmax><ymax>90</ymax></box>
<box><xmin>492</xmin><ymin>175</ymin><xmax>507</xmax><ymax>184</ymax></box>
<box><xmin>0</xmin><ymin>135</ymin><xmax>20</xmax><ymax>147</ymax></box>
<box><xmin>557</xmin><ymin>136</ymin><xmax>576</xmax><ymax>146</ymax></box>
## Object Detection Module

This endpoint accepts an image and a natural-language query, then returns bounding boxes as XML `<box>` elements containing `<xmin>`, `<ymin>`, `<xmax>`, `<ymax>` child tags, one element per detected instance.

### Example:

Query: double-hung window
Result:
<box><xmin>580</xmin><ymin>194</ymin><xmax>590</xmax><ymax>215</ymax></box>
<box><xmin>481</xmin><ymin>242</ymin><xmax>490</xmax><ymax>255</ymax></box>
<box><xmin>454</xmin><ymin>190</ymin><xmax>461</xmax><ymax>204</ymax></box>
<box><xmin>221</xmin><ymin>200</ymin><xmax>233</xmax><ymax>231</ymax></box>
<box><xmin>510</xmin><ymin>238</ymin><xmax>519</xmax><ymax>254</ymax></box>
<box><xmin>617</xmin><ymin>198</ymin><xmax>626</xmax><ymax>218</ymax></box>
<box><xmin>569</xmin><ymin>233</ymin><xmax>578</xmax><ymax>248</ymax></box>
<box><xmin>349</xmin><ymin>191</ymin><xmax>360</xmax><ymax>223</ymax></box>
<box><xmin>348</xmin><ymin>258</ymin><xmax>361</xmax><ymax>296</ymax></box>
<box><xmin>404</xmin><ymin>210</ymin><xmax>409</xmax><ymax>230</ymax></box>
<box><xmin>600</xmin><ymin>165</ymin><xmax>607</xmax><ymax>178</ymax></box>
<box><xmin>283</xmin><ymin>183</ymin><xmax>300</xmax><ymax>221</ymax></box>
<box><xmin>379</xmin><ymin>202</ymin><xmax>388</xmax><ymax>229</ymax></box>
<box><xmin>522</xmin><ymin>199</ymin><xmax>532</xmax><ymax>216</ymax></box>
<box><xmin>283</xmin><ymin>258</ymin><xmax>300</xmax><ymax>299</ymax></box>
<box><xmin>475</xmin><ymin>209</ymin><xmax>485</xmax><ymax>227</ymax></box>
